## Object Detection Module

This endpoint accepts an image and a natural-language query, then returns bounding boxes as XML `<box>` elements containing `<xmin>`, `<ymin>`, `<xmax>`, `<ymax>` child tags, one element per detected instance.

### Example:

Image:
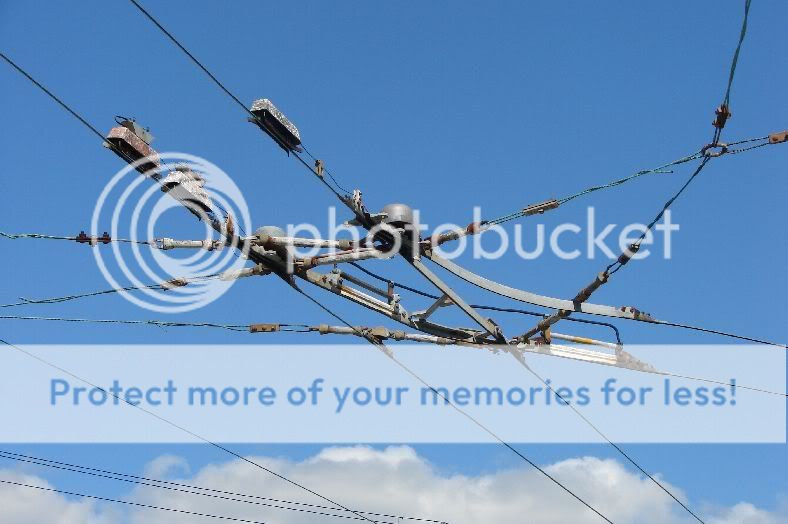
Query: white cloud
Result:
<box><xmin>0</xmin><ymin>447</ymin><xmax>785</xmax><ymax>524</ymax></box>
<box><xmin>0</xmin><ymin>470</ymin><xmax>115</xmax><ymax>524</ymax></box>
<box><xmin>142</xmin><ymin>454</ymin><xmax>191</xmax><ymax>479</ymax></box>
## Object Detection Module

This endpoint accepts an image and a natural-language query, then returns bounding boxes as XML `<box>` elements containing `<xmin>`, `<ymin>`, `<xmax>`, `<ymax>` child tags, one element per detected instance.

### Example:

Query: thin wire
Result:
<box><xmin>0</xmin><ymin>453</ymin><xmax>396</xmax><ymax>524</ymax></box>
<box><xmin>713</xmin><ymin>0</ymin><xmax>753</xmax><ymax>145</ymax></box>
<box><xmin>297</xmin><ymin>326</ymin><xmax>788</xmax><ymax>398</ymax></box>
<box><xmin>519</xmin><ymin>363</ymin><xmax>706</xmax><ymax>523</ymax></box>
<box><xmin>0</xmin><ymin>43</ymin><xmax>600</xmax><ymax>524</ymax></box>
<box><xmin>644</xmin><ymin>319</ymin><xmax>786</xmax><ymax>350</ymax></box>
<box><xmin>126</xmin><ymin>0</ymin><xmax>250</xmax><ymax>116</ymax></box>
<box><xmin>0</xmin><ymin>315</ymin><xmax>249</xmax><ymax>331</ymax></box>
<box><xmin>0</xmin><ymin>316</ymin><xmax>311</xmax><ymax>334</ymax></box>
<box><xmin>0</xmin><ymin>338</ymin><xmax>379</xmax><ymax>524</ymax></box>
<box><xmin>727</xmin><ymin>141</ymin><xmax>769</xmax><ymax>155</ymax></box>
<box><xmin>0</xmin><ymin>284</ymin><xmax>162</xmax><ymax>308</ymax></box>
<box><xmin>472</xmin><ymin>305</ymin><xmax>623</xmax><ymax>346</ymax></box>
<box><xmin>0</xmin><ymin>232</ymin><xmax>148</xmax><ymax>244</ymax></box>
<box><xmin>607</xmin><ymin>157</ymin><xmax>711</xmax><ymax>275</ymax></box>
<box><xmin>0</xmin><ymin>273</ymin><xmax>223</xmax><ymax>308</ymax></box>
<box><xmin>0</xmin><ymin>451</ymin><xmax>444</xmax><ymax>524</ymax></box>
<box><xmin>722</xmin><ymin>0</ymin><xmax>752</xmax><ymax>109</ymax></box>
<box><xmin>125</xmin><ymin>0</ymin><xmax>356</xmax><ymax>205</ymax></box>
<box><xmin>472</xmin><ymin>130</ymin><xmax>774</xmax><ymax>228</ymax></box>
<box><xmin>0</xmin><ymin>479</ymin><xmax>271</xmax><ymax>524</ymax></box>
<box><xmin>0</xmin><ymin>52</ymin><xmax>106</xmax><ymax>140</ymax></box>
<box><xmin>303</xmin><ymin>144</ymin><xmax>353</xmax><ymax>196</ymax></box>
<box><xmin>292</xmin><ymin>286</ymin><xmax>614</xmax><ymax>524</ymax></box>
<box><xmin>555</xmin><ymin>150</ymin><xmax>704</xmax><ymax>207</ymax></box>
<box><xmin>650</xmin><ymin>370</ymin><xmax>786</xmax><ymax>398</ymax></box>
<box><xmin>348</xmin><ymin>262</ymin><xmax>785</xmax><ymax>349</ymax></box>
<box><xmin>0</xmin><ymin>51</ymin><xmax>232</xmax><ymax>231</ymax></box>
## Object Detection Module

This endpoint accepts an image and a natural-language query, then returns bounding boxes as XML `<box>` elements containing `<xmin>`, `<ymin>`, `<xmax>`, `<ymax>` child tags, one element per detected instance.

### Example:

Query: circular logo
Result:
<box><xmin>91</xmin><ymin>153</ymin><xmax>253</xmax><ymax>313</ymax></box>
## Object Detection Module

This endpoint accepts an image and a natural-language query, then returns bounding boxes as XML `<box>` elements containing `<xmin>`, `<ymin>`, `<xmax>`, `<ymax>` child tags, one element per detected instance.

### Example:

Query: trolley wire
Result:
<box><xmin>2</xmin><ymin>3</ymin><xmax>776</xmax><ymax>522</ymax></box>
<box><xmin>292</xmin><ymin>285</ymin><xmax>615</xmax><ymax>523</ymax></box>
<box><xmin>348</xmin><ymin>262</ymin><xmax>783</xmax><ymax>349</ymax></box>
<box><xmin>519</xmin><ymin>364</ymin><xmax>706</xmax><ymax>523</ymax></box>
<box><xmin>2</xmin><ymin>49</ymin><xmax>609</xmax><ymax>521</ymax></box>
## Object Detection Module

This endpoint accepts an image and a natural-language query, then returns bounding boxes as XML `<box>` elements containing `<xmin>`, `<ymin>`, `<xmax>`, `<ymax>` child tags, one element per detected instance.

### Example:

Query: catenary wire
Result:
<box><xmin>3</xmin><ymin>3</ymin><xmax>774</xmax><ymax>522</ymax></box>
<box><xmin>1</xmin><ymin>50</ymin><xmax>544</xmax><ymax>522</ymax></box>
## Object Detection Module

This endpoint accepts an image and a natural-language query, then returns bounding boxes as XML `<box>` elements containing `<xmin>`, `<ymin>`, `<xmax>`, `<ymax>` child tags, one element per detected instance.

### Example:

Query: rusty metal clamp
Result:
<box><xmin>712</xmin><ymin>104</ymin><xmax>731</xmax><ymax>130</ymax></box>
<box><xmin>75</xmin><ymin>231</ymin><xmax>111</xmax><ymax>246</ymax></box>
<box><xmin>701</xmin><ymin>142</ymin><xmax>728</xmax><ymax>158</ymax></box>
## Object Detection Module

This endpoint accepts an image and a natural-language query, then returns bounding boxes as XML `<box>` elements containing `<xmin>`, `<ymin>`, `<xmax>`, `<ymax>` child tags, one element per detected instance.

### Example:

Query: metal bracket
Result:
<box><xmin>411</xmin><ymin>293</ymin><xmax>453</xmax><ymax>321</ymax></box>
<box><xmin>409</xmin><ymin>257</ymin><xmax>505</xmax><ymax>342</ymax></box>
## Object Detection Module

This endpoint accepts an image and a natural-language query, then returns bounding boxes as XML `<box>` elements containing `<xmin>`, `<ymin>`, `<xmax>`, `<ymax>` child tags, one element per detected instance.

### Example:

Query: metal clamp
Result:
<box><xmin>712</xmin><ymin>104</ymin><xmax>731</xmax><ymax>129</ymax></box>
<box><xmin>768</xmin><ymin>131</ymin><xmax>788</xmax><ymax>145</ymax></box>
<box><xmin>249</xmin><ymin>323</ymin><xmax>280</xmax><ymax>333</ymax></box>
<box><xmin>75</xmin><ymin>231</ymin><xmax>111</xmax><ymax>246</ymax></box>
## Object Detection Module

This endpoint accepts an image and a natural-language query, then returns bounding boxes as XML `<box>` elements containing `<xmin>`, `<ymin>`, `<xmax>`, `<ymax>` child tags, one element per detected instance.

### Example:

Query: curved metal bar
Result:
<box><xmin>424</xmin><ymin>251</ymin><xmax>647</xmax><ymax>321</ymax></box>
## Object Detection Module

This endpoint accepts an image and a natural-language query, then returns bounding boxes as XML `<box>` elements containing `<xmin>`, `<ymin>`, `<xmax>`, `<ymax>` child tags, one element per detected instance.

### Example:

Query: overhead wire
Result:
<box><xmin>519</xmin><ymin>363</ymin><xmax>706</xmax><ymax>523</ymax></box>
<box><xmin>291</xmin><ymin>285</ymin><xmax>615</xmax><ymax>523</ymax></box>
<box><xmin>606</xmin><ymin>156</ymin><xmax>711</xmax><ymax>275</ymax></box>
<box><xmin>0</xmin><ymin>337</ymin><xmax>380</xmax><ymax>524</ymax></box>
<box><xmin>713</xmin><ymin>0</ymin><xmax>752</xmax><ymax>146</ymax></box>
<box><xmin>0</xmin><ymin>272</ymin><xmax>223</xmax><ymax>308</ymax></box>
<box><xmin>79</xmin><ymin>8</ymin><xmax>615</xmax><ymax>516</ymax></box>
<box><xmin>0</xmin><ymin>231</ymin><xmax>148</xmax><ymax>244</ymax></box>
<box><xmin>349</xmin><ymin>262</ymin><xmax>783</xmax><ymax>349</ymax></box>
<box><xmin>0</xmin><ymin>312</ymin><xmax>782</xmax><ymax>397</ymax></box>
<box><xmin>0</xmin><ymin>315</ymin><xmax>250</xmax><ymax>332</ymax></box>
<box><xmin>0</xmin><ymin>453</ymin><xmax>443</xmax><ymax>523</ymax></box>
<box><xmin>0</xmin><ymin>50</ymin><xmax>428</xmax><ymax>524</ymax></box>
<box><xmin>2</xmin><ymin>2</ymin><xmax>776</xmax><ymax>522</ymax></box>
<box><xmin>0</xmin><ymin>479</ymin><xmax>272</xmax><ymax>524</ymax></box>
<box><xmin>124</xmin><ymin>0</ymin><xmax>355</xmax><ymax>204</ymax></box>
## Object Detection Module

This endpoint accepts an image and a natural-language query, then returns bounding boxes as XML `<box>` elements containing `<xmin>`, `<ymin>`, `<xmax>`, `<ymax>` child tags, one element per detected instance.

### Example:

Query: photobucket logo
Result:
<box><xmin>431</xmin><ymin>206</ymin><xmax>679</xmax><ymax>261</ymax></box>
<box><xmin>91</xmin><ymin>153</ymin><xmax>252</xmax><ymax>313</ymax></box>
<box><xmin>282</xmin><ymin>206</ymin><xmax>680</xmax><ymax>263</ymax></box>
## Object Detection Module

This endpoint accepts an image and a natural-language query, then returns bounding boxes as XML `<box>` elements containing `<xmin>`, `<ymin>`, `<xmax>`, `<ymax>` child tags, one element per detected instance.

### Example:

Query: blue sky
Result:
<box><xmin>0</xmin><ymin>0</ymin><xmax>786</xmax><ymax>519</ymax></box>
